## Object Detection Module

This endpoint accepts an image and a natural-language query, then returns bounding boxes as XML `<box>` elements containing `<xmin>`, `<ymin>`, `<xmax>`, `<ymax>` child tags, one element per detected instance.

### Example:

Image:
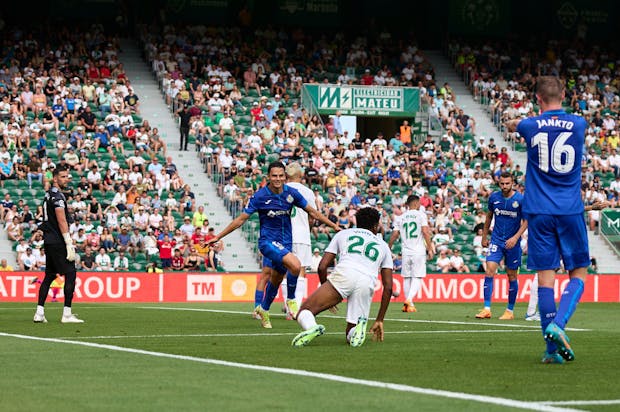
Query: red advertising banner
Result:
<box><xmin>1</xmin><ymin>272</ymin><xmax>619</xmax><ymax>303</ymax></box>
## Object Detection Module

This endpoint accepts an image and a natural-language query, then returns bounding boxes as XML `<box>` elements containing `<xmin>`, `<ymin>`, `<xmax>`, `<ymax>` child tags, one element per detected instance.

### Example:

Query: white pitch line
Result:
<box><xmin>55</xmin><ymin>329</ymin><xmax>539</xmax><ymax>340</ymax></box>
<box><xmin>0</xmin><ymin>332</ymin><xmax>581</xmax><ymax>412</ymax></box>
<box><xmin>539</xmin><ymin>400</ymin><xmax>620</xmax><ymax>406</ymax></box>
<box><xmin>136</xmin><ymin>306</ymin><xmax>591</xmax><ymax>332</ymax></box>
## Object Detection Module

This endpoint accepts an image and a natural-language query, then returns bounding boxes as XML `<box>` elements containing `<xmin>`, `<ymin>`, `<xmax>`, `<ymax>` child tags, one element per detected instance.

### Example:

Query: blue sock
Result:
<box><xmin>507</xmin><ymin>279</ymin><xmax>518</xmax><ymax>311</ymax></box>
<box><xmin>483</xmin><ymin>276</ymin><xmax>493</xmax><ymax>308</ymax></box>
<box><xmin>286</xmin><ymin>271</ymin><xmax>298</xmax><ymax>301</ymax></box>
<box><xmin>261</xmin><ymin>281</ymin><xmax>279</xmax><ymax>311</ymax></box>
<box><xmin>254</xmin><ymin>289</ymin><xmax>264</xmax><ymax>308</ymax></box>
<box><xmin>538</xmin><ymin>286</ymin><xmax>557</xmax><ymax>354</ymax></box>
<box><xmin>555</xmin><ymin>278</ymin><xmax>585</xmax><ymax>329</ymax></box>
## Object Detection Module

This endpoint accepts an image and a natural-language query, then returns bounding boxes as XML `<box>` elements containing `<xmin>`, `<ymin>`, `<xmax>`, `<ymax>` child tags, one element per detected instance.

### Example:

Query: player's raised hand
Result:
<box><xmin>369</xmin><ymin>320</ymin><xmax>384</xmax><ymax>342</ymax></box>
<box><xmin>205</xmin><ymin>236</ymin><xmax>219</xmax><ymax>246</ymax></box>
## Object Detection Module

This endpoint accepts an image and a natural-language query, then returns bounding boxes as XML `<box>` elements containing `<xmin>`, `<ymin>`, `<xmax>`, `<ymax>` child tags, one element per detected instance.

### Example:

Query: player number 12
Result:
<box><xmin>531</xmin><ymin>131</ymin><xmax>575</xmax><ymax>173</ymax></box>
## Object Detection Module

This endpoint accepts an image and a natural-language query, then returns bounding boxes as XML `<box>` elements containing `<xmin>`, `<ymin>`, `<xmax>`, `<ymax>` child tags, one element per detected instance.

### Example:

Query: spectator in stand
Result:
<box><xmin>171</xmin><ymin>249</ymin><xmax>185</xmax><ymax>271</ymax></box>
<box><xmin>95</xmin><ymin>247</ymin><xmax>112</xmax><ymax>271</ymax></box>
<box><xmin>436</xmin><ymin>249</ymin><xmax>451</xmax><ymax>273</ymax></box>
<box><xmin>157</xmin><ymin>233</ymin><xmax>175</xmax><ymax>270</ymax></box>
<box><xmin>113</xmin><ymin>251</ymin><xmax>129</xmax><ymax>271</ymax></box>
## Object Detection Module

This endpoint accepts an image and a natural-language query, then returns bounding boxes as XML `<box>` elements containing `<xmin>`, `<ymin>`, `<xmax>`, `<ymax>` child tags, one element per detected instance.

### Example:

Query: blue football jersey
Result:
<box><xmin>487</xmin><ymin>191</ymin><xmax>523</xmax><ymax>242</ymax></box>
<box><xmin>517</xmin><ymin>109</ymin><xmax>586</xmax><ymax>215</ymax></box>
<box><xmin>243</xmin><ymin>184</ymin><xmax>308</xmax><ymax>248</ymax></box>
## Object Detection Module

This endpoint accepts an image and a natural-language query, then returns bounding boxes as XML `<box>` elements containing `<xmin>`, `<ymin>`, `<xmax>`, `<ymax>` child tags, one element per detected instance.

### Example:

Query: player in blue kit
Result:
<box><xmin>507</xmin><ymin>76</ymin><xmax>588</xmax><ymax>364</ymax></box>
<box><xmin>475</xmin><ymin>172</ymin><xmax>527</xmax><ymax>320</ymax></box>
<box><xmin>209</xmin><ymin>161</ymin><xmax>339</xmax><ymax>328</ymax></box>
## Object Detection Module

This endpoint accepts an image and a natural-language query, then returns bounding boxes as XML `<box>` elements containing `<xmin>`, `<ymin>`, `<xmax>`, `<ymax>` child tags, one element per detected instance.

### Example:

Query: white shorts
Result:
<box><xmin>292</xmin><ymin>243</ymin><xmax>312</xmax><ymax>267</ymax></box>
<box><xmin>401</xmin><ymin>254</ymin><xmax>427</xmax><ymax>278</ymax></box>
<box><xmin>327</xmin><ymin>270</ymin><xmax>375</xmax><ymax>324</ymax></box>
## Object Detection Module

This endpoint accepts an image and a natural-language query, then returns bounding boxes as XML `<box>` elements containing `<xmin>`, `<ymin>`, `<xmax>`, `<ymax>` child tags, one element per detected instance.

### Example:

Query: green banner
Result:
<box><xmin>302</xmin><ymin>84</ymin><xmax>420</xmax><ymax>117</ymax></box>
<box><xmin>601</xmin><ymin>209</ymin><xmax>620</xmax><ymax>236</ymax></box>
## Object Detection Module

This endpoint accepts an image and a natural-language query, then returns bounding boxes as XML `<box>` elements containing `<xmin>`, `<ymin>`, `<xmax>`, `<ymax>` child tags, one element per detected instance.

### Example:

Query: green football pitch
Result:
<box><xmin>1</xmin><ymin>301</ymin><xmax>619</xmax><ymax>412</ymax></box>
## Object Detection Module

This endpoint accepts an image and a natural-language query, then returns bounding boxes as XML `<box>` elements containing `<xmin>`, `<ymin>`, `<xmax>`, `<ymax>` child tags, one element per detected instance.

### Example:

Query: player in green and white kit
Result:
<box><xmin>292</xmin><ymin>207</ymin><xmax>393</xmax><ymax>347</ymax></box>
<box><xmin>389</xmin><ymin>195</ymin><xmax>434</xmax><ymax>313</ymax></box>
<box><xmin>280</xmin><ymin>162</ymin><xmax>316</xmax><ymax>319</ymax></box>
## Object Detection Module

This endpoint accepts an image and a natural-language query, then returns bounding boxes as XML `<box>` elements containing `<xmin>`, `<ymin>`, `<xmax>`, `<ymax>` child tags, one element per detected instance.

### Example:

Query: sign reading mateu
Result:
<box><xmin>302</xmin><ymin>84</ymin><xmax>420</xmax><ymax>117</ymax></box>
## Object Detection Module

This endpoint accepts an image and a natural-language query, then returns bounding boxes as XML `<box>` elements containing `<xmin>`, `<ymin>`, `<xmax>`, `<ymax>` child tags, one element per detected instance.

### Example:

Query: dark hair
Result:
<box><xmin>406</xmin><ymin>194</ymin><xmax>420</xmax><ymax>204</ymax></box>
<box><xmin>499</xmin><ymin>171</ymin><xmax>513</xmax><ymax>180</ymax></box>
<box><xmin>53</xmin><ymin>164</ymin><xmax>69</xmax><ymax>176</ymax></box>
<box><xmin>355</xmin><ymin>207</ymin><xmax>380</xmax><ymax>231</ymax></box>
<box><xmin>267</xmin><ymin>161</ymin><xmax>286</xmax><ymax>174</ymax></box>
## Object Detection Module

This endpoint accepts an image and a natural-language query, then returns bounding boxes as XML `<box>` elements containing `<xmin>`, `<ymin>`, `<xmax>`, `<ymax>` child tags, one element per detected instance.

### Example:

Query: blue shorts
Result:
<box><xmin>259</xmin><ymin>240</ymin><xmax>290</xmax><ymax>275</ymax></box>
<box><xmin>527</xmin><ymin>214</ymin><xmax>590</xmax><ymax>271</ymax></box>
<box><xmin>487</xmin><ymin>240</ymin><xmax>522</xmax><ymax>270</ymax></box>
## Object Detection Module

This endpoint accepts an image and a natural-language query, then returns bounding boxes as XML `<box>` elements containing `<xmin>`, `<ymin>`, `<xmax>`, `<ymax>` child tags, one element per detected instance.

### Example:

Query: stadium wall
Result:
<box><xmin>2</xmin><ymin>272</ymin><xmax>619</xmax><ymax>303</ymax></box>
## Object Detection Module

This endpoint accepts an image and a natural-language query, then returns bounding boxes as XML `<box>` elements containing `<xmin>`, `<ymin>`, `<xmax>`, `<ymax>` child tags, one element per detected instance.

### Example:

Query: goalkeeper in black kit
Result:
<box><xmin>33</xmin><ymin>165</ymin><xmax>84</xmax><ymax>323</ymax></box>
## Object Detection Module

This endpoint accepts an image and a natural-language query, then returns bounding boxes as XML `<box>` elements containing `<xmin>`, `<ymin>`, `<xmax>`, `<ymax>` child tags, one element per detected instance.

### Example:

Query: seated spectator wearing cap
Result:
<box><xmin>93</xmin><ymin>125</ymin><xmax>113</xmax><ymax>154</ymax></box>
<box><xmin>262</xmin><ymin>101</ymin><xmax>276</xmax><ymax>122</ymax></box>
<box><xmin>386</xmin><ymin>164</ymin><xmax>402</xmax><ymax>186</ymax></box>
<box><xmin>310</xmin><ymin>248</ymin><xmax>322</xmax><ymax>272</ymax></box>
<box><xmin>474</xmin><ymin>137</ymin><xmax>487</xmax><ymax>159</ymax></box>
<box><xmin>250</xmin><ymin>101</ymin><xmax>262</xmax><ymax>126</ymax></box>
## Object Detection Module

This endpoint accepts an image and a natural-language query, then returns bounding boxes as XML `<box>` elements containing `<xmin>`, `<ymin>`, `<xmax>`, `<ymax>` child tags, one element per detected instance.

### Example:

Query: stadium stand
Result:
<box><xmin>0</xmin><ymin>26</ymin><xmax>225</xmax><ymax>272</ymax></box>
<box><xmin>137</xmin><ymin>24</ymin><xmax>533</xmax><ymax>274</ymax></box>
<box><xmin>0</xmin><ymin>22</ymin><xmax>615</xmax><ymax>274</ymax></box>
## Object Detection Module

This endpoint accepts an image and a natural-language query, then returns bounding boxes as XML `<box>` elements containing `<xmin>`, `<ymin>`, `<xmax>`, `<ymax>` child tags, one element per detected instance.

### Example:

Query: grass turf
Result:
<box><xmin>1</xmin><ymin>301</ymin><xmax>619</xmax><ymax>411</ymax></box>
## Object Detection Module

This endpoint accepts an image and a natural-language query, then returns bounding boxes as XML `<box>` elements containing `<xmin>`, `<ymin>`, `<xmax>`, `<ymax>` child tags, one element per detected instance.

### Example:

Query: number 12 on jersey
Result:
<box><xmin>402</xmin><ymin>221</ymin><xmax>418</xmax><ymax>239</ymax></box>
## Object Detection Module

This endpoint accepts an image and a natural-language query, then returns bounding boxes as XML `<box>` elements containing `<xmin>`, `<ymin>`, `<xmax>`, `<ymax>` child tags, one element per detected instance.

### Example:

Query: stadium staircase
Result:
<box><xmin>424</xmin><ymin>51</ymin><xmax>527</xmax><ymax>169</ymax></box>
<box><xmin>425</xmin><ymin>50</ymin><xmax>620</xmax><ymax>273</ymax></box>
<box><xmin>118</xmin><ymin>39</ymin><xmax>260</xmax><ymax>271</ymax></box>
<box><xmin>0</xmin><ymin>230</ymin><xmax>16</xmax><ymax>266</ymax></box>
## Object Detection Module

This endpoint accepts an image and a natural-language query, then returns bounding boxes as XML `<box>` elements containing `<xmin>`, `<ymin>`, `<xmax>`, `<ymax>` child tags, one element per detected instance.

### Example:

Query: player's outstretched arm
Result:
<box><xmin>210</xmin><ymin>212</ymin><xmax>250</xmax><ymax>244</ymax></box>
<box><xmin>585</xmin><ymin>201</ymin><xmax>611</xmax><ymax>211</ymax></box>
<box><xmin>370</xmin><ymin>267</ymin><xmax>393</xmax><ymax>342</ymax></box>
<box><xmin>503</xmin><ymin>118</ymin><xmax>523</xmax><ymax>133</ymax></box>
<box><xmin>305</xmin><ymin>205</ymin><xmax>340</xmax><ymax>232</ymax></box>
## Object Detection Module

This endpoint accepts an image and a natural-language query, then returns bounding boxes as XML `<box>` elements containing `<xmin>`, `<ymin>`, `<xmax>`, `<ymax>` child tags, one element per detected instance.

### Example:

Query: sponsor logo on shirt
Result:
<box><xmin>267</xmin><ymin>210</ymin><xmax>290</xmax><ymax>218</ymax></box>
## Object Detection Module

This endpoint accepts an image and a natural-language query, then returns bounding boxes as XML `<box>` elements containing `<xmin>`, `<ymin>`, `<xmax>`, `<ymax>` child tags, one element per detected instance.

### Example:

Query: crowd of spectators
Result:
<box><xmin>2</xmin><ymin>23</ymin><xmax>612</xmax><ymax>273</ymax></box>
<box><xmin>139</xmin><ymin>24</ymin><xmax>536</xmax><ymax>272</ymax></box>
<box><xmin>450</xmin><ymin>38</ymin><xmax>620</xmax><ymax>236</ymax></box>
<box><xmin>0</xmin><ymin>26</ymin><xmax>224</xmax><ymax>272</ymax></box>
